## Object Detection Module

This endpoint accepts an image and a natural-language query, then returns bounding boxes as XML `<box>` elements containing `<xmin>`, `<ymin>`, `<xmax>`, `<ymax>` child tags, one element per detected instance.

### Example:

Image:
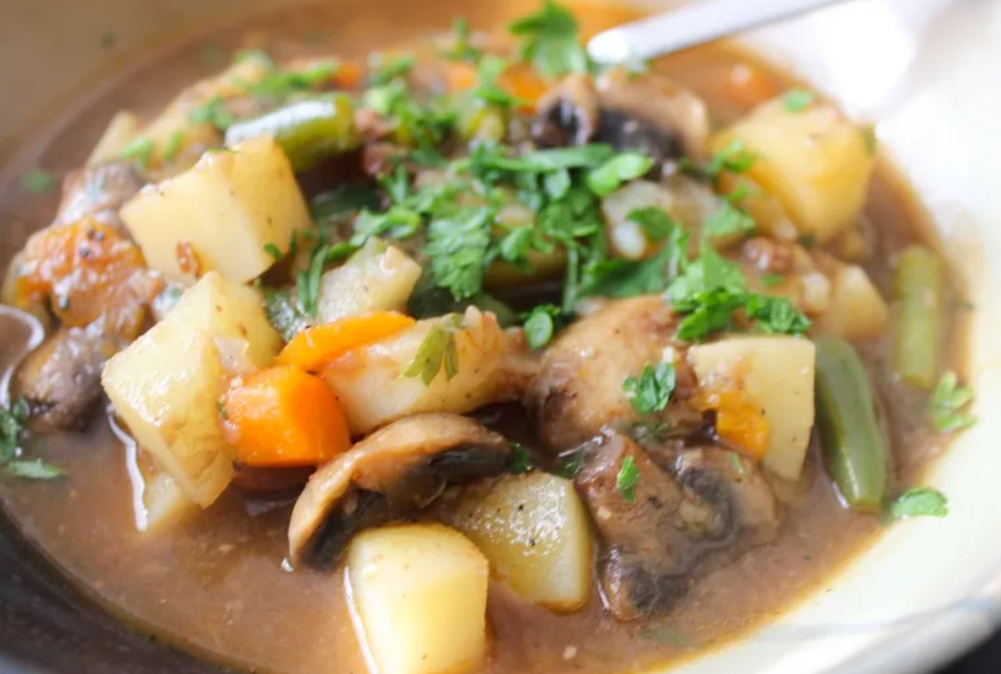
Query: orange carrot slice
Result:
<box><xmin>222</xmin><ymin>366</ymin><xmax>351</xmax><ymax>467</ymax></box>
<box><xmin>276</xmin><ymin>311</ymin><xmax>415</xmax><ymax>371</ymax></box>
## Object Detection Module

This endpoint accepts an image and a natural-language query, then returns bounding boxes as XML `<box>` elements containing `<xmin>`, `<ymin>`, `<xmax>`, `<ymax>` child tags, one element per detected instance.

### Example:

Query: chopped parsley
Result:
<box><xmin>262</xmin><ymin>243</ymin><xmax>284</xmax><ymax>261</ymax></box>
<box><xmin>886</xmin><ymin>487</ymin><xmax>949</xmax><ymax>520</ymax></box>
<box><xmin>781</xmin><ymin>88</ymin><xmax>815</xmax><ymax>113</ymax></box>
<box><xmin>20</xmin><ymin>168</ymin><xmax>57</xmax><ymax>194</ymax></box>
<box><xmin>403</xmin><ymin>320</ymin><xmax>460</xmax><ymax>386</ymax></box>
<box><xmin>623</xmin><ymin>362</ymin><xmax>676</xmax><ymax>415</ymax></box>
<box><xmin>0</xmin><ymin>400</ymin><xmax>64</xmax><ymax>480</ymax></box>
<box><xmin>441</xmin><ymin>17</ymin><xmax>483</xmax><ymax>64</ymax></box>
<box><xmin>509</xmin><ymin>443</ymin><xmax>533</xmax><ymax>474</ymax></box>
<box><xmin>522</xmin><ymin>304</ymin><xmax>562</xmax><ymax>348</ymax></box>
<box><xmin>369</xmin><ymin>53</ymin><xmax>415</xmax><ymax>86</ymax></box>
<box><xmin>703</xmin><ymin>202</ymin><xmax>756</xmax><ymax>240</ymax></box>
<box><xmin>627</xmin><ymin>207</ymin><xmax>676</xmax><ymax>242</ymax></box>
<box><xmin>472</xmin><ymin>55</ymin><xmax>523</xmax><ymax>108</ymax></box>
<box><xmin>745</xmin><ymin>294</ymin><xmax>812</xmax><ymax>335</ymax></box>
<box><xmin>553</xmin><ymin>451</ymin><xmax>584</xmax><ymax>479</ymax></box>
<box><xmin>246</xmin><ymin>59</ymin><xmax>340</xmax><ymax>102</ymax></box>
<box><xmin>928</xmin><ymin>371</ymin><xmax>976</xmax><ymax>433</ymax></box>
<box><xmin>586</xmin><ymin>153</ymin><xmax>654</xmax><ymax>197</ymax></box>
<box><xmin>263</xmin><ymin>287</ymin><xmax>312</xmax><ymax>341</ymax></box>
<box><xmin>704</xmin><ymin>138</ymin><xmax>756</xmax><ymax>180</ymax></box>
<box><xmin>425</xmin><ymin>208</ymin><xmax>494</xmax><ymax>300</ymax></box>
<box><xmin>189</xmin><ymin>95</ymin><xmax>236</xmax><ymax>131</ymax></box>
<box><xmin>120</xmin><ymin>136</ymin><xmax>155</xmax><ymax>169</ymax></box>
<box><xmin>616</xmin><ymin>455</ymin><xmax>640</xmax><ymax>502</ymax></box>
<box><xmin>508</xmin><ymin>0</ymin><xmax>591</xmax><ymax>80</ymax></box>
<box><xmin>161</xmin><ymin>131</ymin><xmax>183</xmax><ymax>163</ymax></box>
<box><xmin>761</xmin><ymin>272</ymin><xmax>785</xmax><ymax>288</ymax></box>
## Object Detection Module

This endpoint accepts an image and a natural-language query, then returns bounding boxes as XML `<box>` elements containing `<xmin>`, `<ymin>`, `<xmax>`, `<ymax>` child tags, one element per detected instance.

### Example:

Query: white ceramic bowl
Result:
<box><xmin>1</xmin><ymin>1</ymin><xmax>998</xmax><ymax>672</ymax></box>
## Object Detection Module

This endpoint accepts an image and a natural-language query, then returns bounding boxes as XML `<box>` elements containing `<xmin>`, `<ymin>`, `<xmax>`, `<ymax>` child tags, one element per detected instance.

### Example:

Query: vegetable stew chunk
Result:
<box><xmin>120</xmin><ymin>136</ymin><xmax>312</xmax><ymax>284</ymax></box>
<box><xmin>347</xmin><ymin>524</ymin><xmax>489</xmax><ymax>674</ymax></box>
<box><xmin>575</xmin><ymin>431</ymin><xmax>780</xmax><ymax>620</ymax></box>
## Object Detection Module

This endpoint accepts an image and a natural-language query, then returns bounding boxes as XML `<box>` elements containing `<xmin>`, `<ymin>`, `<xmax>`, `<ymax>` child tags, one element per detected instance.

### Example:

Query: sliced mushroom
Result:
<box><xmin>533</xmin><ymin>69</ymin><xmax>710</xmax><ymax>163</ymax></box>
<box><xmin>288</xmin><ymin>413</ymin><xmax>511</xmax><ymax>568</ymax></box>
<box><xmin>528</xmin><ymin>296</ymin><xmax>703</xmax><ymax>453</ymax></box>
<box><xmin>13</xmin><ymin>322</ymin><xmax>119</xmax><ymax>433</ymax></box>
<box><xmin>575</xmin><ymin>431</ymin><xmax>780</xmax><ymax>620</ymax></box>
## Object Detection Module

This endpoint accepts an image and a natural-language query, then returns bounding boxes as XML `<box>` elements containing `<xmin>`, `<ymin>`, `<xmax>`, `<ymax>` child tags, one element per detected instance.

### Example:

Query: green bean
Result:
<box><xmin>891</xmin><ymin>245</ymin><xmax>943</xmax><ymax>389</ymax></box>
<box><xmin>814</xmin><ymin>335</ymin><xmax>889</xmax><ymax>512</ymax></box>
<box><xmin>224</xmin><ymin>94</ymin><xmax>358</xmax><ymax>171</ymax></box>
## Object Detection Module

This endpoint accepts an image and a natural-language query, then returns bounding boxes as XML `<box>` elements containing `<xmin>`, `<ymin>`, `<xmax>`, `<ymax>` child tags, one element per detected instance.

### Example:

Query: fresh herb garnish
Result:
<box><xmin>616</xmin><ymin>455</ymin><xmax>640</xmax><ymax>502</ymax></box>
<box><xmin>189</xmin><ymin>95</ymin><xmax>236</xmax><ymax>131</ymax></box>
<box><xmin>441</xmin><ymin>17</ymin><xmax>483</xmax><ymax>63</ymax></box>
<box><xmin>262</xmin><ymin>243</ymin><xmax>284</xmax><ymax>261</ymax></box>
<box><xmin>728</xmin><ymin>452</ymin><xmax>747</xmax><ymax>478</ymax></box>
<box><xmin>586</xmin><ymin>153</ymin><xmax>654</xmax><ymax>197</ymax></box>
<box><xmin>369</xmin><ymin>53</ymin><xmax>416</xmax><ymax>86</ymax></box>
<box><xmin>703</xmin><ymin>202</ymin><xmax>756</xmax><ymax>240</ymax></box>
<box><xmin>886</xmin><ymin>487</ymin><xmax>949</xmax><ymax>520</ymax></box>
<box><xmin>311</xmin><ymin>185</ymin><xmax>382</xmax><ymax>223</ymax></box>
<box><xmin>781</xmin><ymin>88</ymin><xmax>815</xmax><ymax>113</ymax></box>
<box><xmin>262</xmin><ymin>287</ymin><xmax>312</xmax><ymax>341</ymax></box>
<box><xmin>704</xmin><ymin>138</ymin><xmax>756</xmax><ymax>180</ymax></box>
<box><xmin>553</xmin><ymin>451</ymin><xmax>584</xmax><ymax>479</ymax></box>
<box><xmin>161</xmin><ymin>131</ymin><xmax>183</xmax><ymax>163</ymax></box>
<box><xmin>581</xmin><ymin>243</ymin><xmax>681</xmax><ymax>299</ymax></box>
<box><xmin>508</xmin><ymin>0</ymin><xmax>592</xmax><ymax>80</ymax></box>
<box><xmin>509</xmin><ymin>443</ymin><xmax>533</xmax><ymax>474</ymax></box>
<box><xmin>0</xmin><ymin>400</ymin><xmax>64</xmax><ymax>480</ymax></box>
<box><xmin>246</xmin><ymin>60</ymin><xmax>340</xmax><ymax>102</ymax></box>
<box><xmin>472</xmin><ymin>55</ymin><xmax>523</xmax><ymax>108</ymax></box>
<box><xmin>627</xmin><ymin>207</ymin><xmax>676</xmax><ymax>242</ymax></box>
<box><xmin>623</xmin><ymin>362</ymin><xmax>676</xmax><ymax>415</ymax></box>
<box><xmin>403</xmin><ymin>320</ymin><xmax>461</xmax><ymax>386</ymax></box>
<box><xmin>522</xmin><ymin>304</ymin><xmax>562</xmax><ymax>348</ymax></box>
<box><xmin>425</xmin><ymin>208</ymin><xmax>494</xmax><ymax>300</ymax></box>
<box><xmin>745</xmin><ymin>294</ymin><xmax>812</xmax><ymax>335</ymax></box>
<box><xmin>761</xmin><ymin>272</ymin><xmax>785</xmax><ymax>288</ymax></box>
<box><xmin>20</xmin><ymin>168</ymin><xmax>57</xmax><ymax>194</ymax></box>
<box><xmin>120</xmin><ymin>136</ymin><xmax>155</xmax><ymax>169</ymax></box>
<box><xmin>928</xmin><ymin>371</ymin><xmax>976</xmax><ymax>433</ymax></box>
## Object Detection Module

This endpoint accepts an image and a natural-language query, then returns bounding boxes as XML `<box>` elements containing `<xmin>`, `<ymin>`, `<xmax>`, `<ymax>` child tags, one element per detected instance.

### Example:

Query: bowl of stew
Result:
<box><xmin>0</xmin><ymin>1</ymin><xmax>998</xmax><ymax>674</ymax></box>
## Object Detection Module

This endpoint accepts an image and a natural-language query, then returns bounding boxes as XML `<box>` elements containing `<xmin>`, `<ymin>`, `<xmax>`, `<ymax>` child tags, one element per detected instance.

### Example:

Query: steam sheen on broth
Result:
<box><xmin>0</xmin><ymin>2</ymin><xmax>973</xmax><ymax>674</ymax></box>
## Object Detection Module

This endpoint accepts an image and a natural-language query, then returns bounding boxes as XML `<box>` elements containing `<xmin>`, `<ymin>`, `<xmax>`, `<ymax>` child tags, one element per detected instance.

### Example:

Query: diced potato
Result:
<box><xmin>321</xmin><ymin>307</ymin><xmax>529</xmax><ymax>435</ymax></box>
<box><xmin>317</xmin><ymin>241</ymin><xmax>422</xmax><ymax>324</ymax></box>
<box><xmin>163</xmin><ymin>272</ymin><xmax>281</xmax><ymax>367</ymax></box>
<box><xmin>141</xmin><ymin>468</ymin><xmax>199</xmax><ymax>532</ymax></box>
<box><xmin>813</xmin><ymin>264</ymin><xmax>889</xmax><ymax>341</ymax></box>
<box><xmin>347</xmin><ymin>524</ymin><xmax>488</xmax><ymax>674</ymax></box>
<box><xmin>714</xmin><ymin>100</ymin><xmax>874</xmax><ymax>243</ymax></box>
<box><xmin>450</xmin><ymin>473</ymin><xmax>592</xmax><ymax>611</ymax></box>
<box><xmin>87</xmin><ymin>111</ymin><xmax>141</xmax><ymax>167</ymax></box>
<box><xmin>102</xmin><ymin>322</ymin><xmax>234</xmax><ymax>506</ymax></box>
<box><xmin>689</xmin><ymin>336</ymin><xmax>816</xmax><ymax>480</ymax></box>
<box><xmin>120</xmin><ymin>136</ymin><xmax>312</xmax><ymax>284</ymax></box>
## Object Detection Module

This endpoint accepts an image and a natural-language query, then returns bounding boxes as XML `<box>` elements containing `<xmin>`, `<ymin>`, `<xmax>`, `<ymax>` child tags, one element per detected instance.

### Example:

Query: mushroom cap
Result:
<box><xmin>288</xmin><ymin>413</ymin><xmax>510</xmax><ymax>567</ymax></box>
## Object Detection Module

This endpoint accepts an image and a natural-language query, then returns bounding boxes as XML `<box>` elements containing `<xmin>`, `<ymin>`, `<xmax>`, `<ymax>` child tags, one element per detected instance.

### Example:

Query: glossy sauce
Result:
<box><xmin>0</xmin><ymin>1</ymin><xmax>960</xmax><ymax>673</ymax></box>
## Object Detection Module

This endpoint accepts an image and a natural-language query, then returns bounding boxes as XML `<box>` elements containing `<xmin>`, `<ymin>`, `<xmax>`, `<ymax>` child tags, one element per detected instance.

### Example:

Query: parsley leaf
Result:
<box><xmin>509</xmin><ymin>443</ymin><xmax>533</xmax><ymax>474</ymax></box>
<box><xmin>6</xmin><ymin>460</ymin><xmax>65</xmax><ymax>480</ymax></box>
<box><xmin>21</xmin><ymin>168</ymin><xmax>57</xmax><ymax>194</ymax></box>
<box><xmin>703</xmin><ymin>202</ymin><xmax>755</xmax><ymax>240</ymax></box>
<box><xmin>263</xmin><ymin>287</ymin><xmax>311</xmax><ymax>341</ymax></box>
<box><xmin>425</xmin><ymin>208</ymin><xmax>493</xmax><ymax>300</ymax></box>
<box><xmin>120</xmin><ymin>136</ymin><xmax>155</xmax><ymax>169</ymax></box>
<box><xmin>745</xmin><ymin>294</ymin><xmax>812</xmax><ymax>335</ymax></box>
<box><xmin>627</xmin><ymin>207</ymin><xmax>676</xmax><ymax>241</ymax></box>
<box><xmin>508</xmin><ymin>0</ymin><xmax>591</xmax><ymax>80</ymax></box>
<box><xmin>761</xmin><ymin>272</ymin><xmax>785</xmax><ymax>288</ymax></box>
<box><xmin>553</xmin><ymin>450</ymin><xmax>584</xmax><ymax>479</ymax></box>
<box><xmin>442</xmin><ymin>17</ymin><xmax>483</xmax><ymax>63</ymax></box>
<box><xmin>586</xmin><ymin>153</ymin><xmax>654</xmax><ymax>196</ymax></box>
<box><xmin>704</xmin><ymin>138</ymin><xmax>756</xmax><ymax>180</ymax></box>
<box><xmin>0</xmin><ymin>400</ymin><xmax>64</xmax><ymax>480</ymax></box>
<box><xmin>369</xmin><ymin>53</ymin><xmax>415</xmax><ymax>86</ymax></box>
<box><xmin>161</xmin><ymin>131</ymin><xmax>183</xmax><ymax>163</ymax></box>
<box><xmin>472</xmin><ymin>55</ymin><xmax>522</xmax><ymax>108</ymax></box>
<box><xmin>781</xmin><ymin>88</ymin><xmax>815</xmax><ymax>113</ymax></box>
<box><xmin>581</xmin><ymin>238</ymin><xmax>685</xmax><ymax>299</ymax></box>
<box><xmin>928</xmin><ymin>371</ymin><xmax>976</xmax><ymax>433</ymax></box>
<box><xmin>886</xmin><ymin>487</ymin><xmax>949</xmax><ymax>520</ymax></box>
<box><xmin>623</xmin><ymin>362</ymin><xmax>676</xmax><ymax>415</ymax></box>
<box><xmin>403</xmin><ymin>320</ymin><xmax>460</xmax><ymax>385</ymax></box>
<box><xmin>616</xmin><ymin>455</ymin><xmax>640</xmax><ymax>502</ymax></box>
<box><xmin>189</xmin><ymin>95</ymin><xmax>236</xmax><ymax>131</ymax></box>
<box><xmin>262</xmin><ymin>243</ymin><xmax>284</xmax><ymax>260</ymax></box>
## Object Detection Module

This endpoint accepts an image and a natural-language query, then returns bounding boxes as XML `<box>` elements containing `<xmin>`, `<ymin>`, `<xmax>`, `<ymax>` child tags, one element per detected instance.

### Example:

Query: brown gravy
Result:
<box><xmin>0</xmin><ymin>1</ymin><xmax>957</xmax><ymax>673</ymax></box>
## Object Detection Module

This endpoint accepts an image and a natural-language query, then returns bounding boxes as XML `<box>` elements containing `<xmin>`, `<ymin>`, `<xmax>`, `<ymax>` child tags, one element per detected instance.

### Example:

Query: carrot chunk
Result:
<box><xmin>222</xmin><ymin>366</ymin><xmax>351</xmax><ymax>467</ymax></box>
<box><xmin>276</xmin><ymin>311</ymin><xmax>415</xmax><ymax>371</ymax></box>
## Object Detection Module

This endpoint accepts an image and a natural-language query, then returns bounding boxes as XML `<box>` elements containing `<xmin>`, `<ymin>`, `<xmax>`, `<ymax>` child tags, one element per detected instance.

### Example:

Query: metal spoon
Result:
<box><xmin>587</xmin><ymin>0</ymin><xmax>851</xmax><ymax>64</ymax></box>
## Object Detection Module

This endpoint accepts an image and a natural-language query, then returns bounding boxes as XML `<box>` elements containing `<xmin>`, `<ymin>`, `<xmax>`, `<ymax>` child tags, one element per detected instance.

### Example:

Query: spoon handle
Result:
<box><xmin>587</xmin><ymin>0</ymin><xmax>850</xmax><ymax>64</ymax></box>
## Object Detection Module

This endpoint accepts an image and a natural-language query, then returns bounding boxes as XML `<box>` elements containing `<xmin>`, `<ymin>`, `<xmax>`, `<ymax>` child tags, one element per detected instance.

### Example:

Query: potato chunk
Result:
<box><xmin>450</xmin><ymin>472</ymin><xmax>592</xmax><ymax>611</ymax></box>
<box><xmin>715</xmin><ymin>100</ymin><xmax>874</xmax><ymax>243</ymax></box>
<box><xmin>317</xmin><ymin>241</ymin><xmax>422</xmax><ymax>324</ymax></box>
<box><xmin>163</xmin><ymin>272</ymin><xmax>281</xmax><ymax>367</ymax></box>
<box><xmin>813</xmin><ymin>264</ymin><xmax>889</xmax><ymax>341</ymax></box>
<box><xmin>120</xmin><ymin>136</ymin><xmax>312</xmax><ymax>284</ymax></box>
<box><xmin>102</xmin><ymin>322</ymin><xmax>234</xmax><ymax>506</ymax></box>
<box><xmin>347</xmin><ymin>524</ymin><xmax>488</xmax><ymax>674</ymax></box>
<box><xmin>689</xmin><ymin>336</ymin><xmax>816</xmax><ymax>480</ymax></box>
<box><xmin>321</xmin><ymin>308</ymin><xmax>532</xmax><ymax>436</ymax></box>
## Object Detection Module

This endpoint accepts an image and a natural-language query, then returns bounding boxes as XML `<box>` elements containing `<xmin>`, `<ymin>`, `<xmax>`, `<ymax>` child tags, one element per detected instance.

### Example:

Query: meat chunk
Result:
<box><xmin>575</xmin><ymin>431</ymin><xmax>780</xmax><ymax>620</ymax></box>
<box><xmin>13</xmin><ymin>323</ymin><xmax>119</xmax><ymax>433</ymax></box>
<box><xmin>55</xmin><ymin>161</ymin><xmax>144</xmax><ymax>233</ymax></box>
<box><xmin>528</xmin><ymin>296</ymin><xmax>701</xmax><ymax>452</ymax></box>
